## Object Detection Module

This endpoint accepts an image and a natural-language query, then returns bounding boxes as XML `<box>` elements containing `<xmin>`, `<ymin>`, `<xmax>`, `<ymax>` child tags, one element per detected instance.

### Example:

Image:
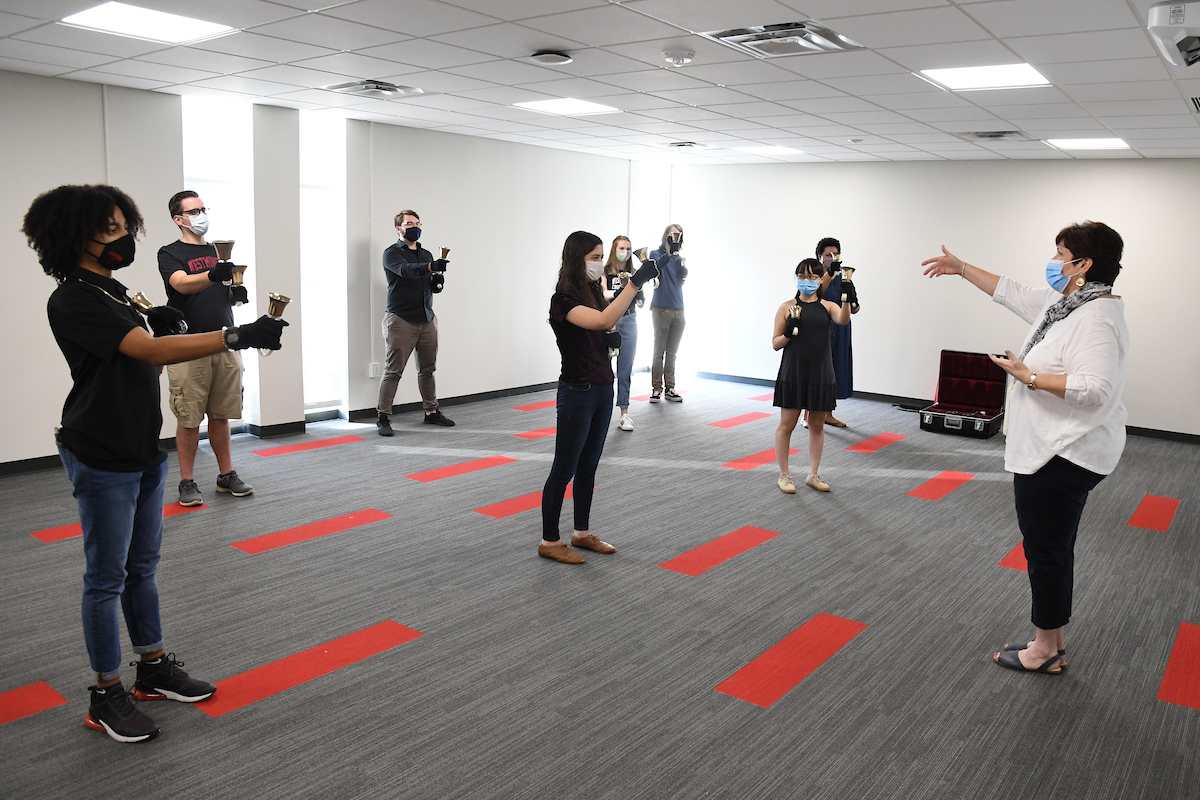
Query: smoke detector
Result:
<box><xmin>663</xmin><ymin>49</ymin><xmax>694</xmax><ymax>67</ymax></box>
<box><xmin>703</xmin><ymin>21</ymin><xmax>864</xmax><ymax>58</ymax></box>
<box><xmin>530</xmin><ymin>50</ymin><xmax>573</xmax><ymax>65</ymax></box>
<box><xmin>325</xmin><ymin>80</ymin><xmax>423</xmax><ymax>99</ymax></box>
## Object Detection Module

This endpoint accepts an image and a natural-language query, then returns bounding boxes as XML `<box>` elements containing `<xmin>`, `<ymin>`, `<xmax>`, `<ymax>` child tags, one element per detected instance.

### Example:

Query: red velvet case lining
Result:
<box><xmin>931</xmin><ymin>351</ymin><xmax>1007</xmax><ymax>414</ymax></box>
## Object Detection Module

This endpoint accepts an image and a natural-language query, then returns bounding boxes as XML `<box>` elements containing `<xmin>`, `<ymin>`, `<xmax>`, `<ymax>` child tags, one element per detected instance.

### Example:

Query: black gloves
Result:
<box><xmin>224</xmin><ymin>315</ymin><xmax>288</xmax><ymax>351</ymax></box>
<box><xmin>430</xmin><ymin>273</ymin><xmax>445</xmax><ymax>293</ymax></box>
<box><xmin>605</xmin><ymin>330</ymin><xmax>622</xmax><ymax>351</ymax></box>
<box><xmin>635</xmin><ymin>289</ymin><xmax>645</xmax><ymax>308</ymax></box>
<box><xmin>146</xmin><ymin>306</ymin><xmax>187</xmax><ymax>336</ymax></box>
<box><xmin>840</xmin><ymin>281</ymin><xmax>858</xmax><ymax>307</ymax></box>
<box><xmin>430</xmin><ymin>259</ymin><xmax>448</xmax><ymax>273</ymax></box>
<box><xmin>630</xmin><ymin>260</ymin><xmax>659</xmax><ymax>288</ymax></box>
<box><xmin>229</xmin><ymin>285</ymin><xmax>249</xmax><ymax>306</ymax></box>
<box><xmin>828</xmin><ymin>260</ymin><xmax>841</xmax><ymax>277</ymax></box>
<box><xmin>208</xmin><ymin>261</ymin><xmax>233</xmax><ymax>283</ymax></box>
<box><xmin>784</xmin><ymin>307</ymin><xmax>802</xmax><ymax>338</ymax></box>
<box><xmin>679</xmin><ymin>264</ymin><xmax>688</xmax><ymax>283</ymax></box>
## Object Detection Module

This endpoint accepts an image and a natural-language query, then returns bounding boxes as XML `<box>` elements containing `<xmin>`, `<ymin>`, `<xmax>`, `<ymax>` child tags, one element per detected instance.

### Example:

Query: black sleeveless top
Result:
<box><xmin>773</xmin><ymin>296</ymin><xmax>837</xmax><ymax>411</ymax></box>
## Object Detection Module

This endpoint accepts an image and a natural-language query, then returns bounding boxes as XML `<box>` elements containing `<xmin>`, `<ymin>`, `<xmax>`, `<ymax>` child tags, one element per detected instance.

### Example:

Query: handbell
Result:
<box><xmin>230</xmin><ymin>264</ymin><xmax>248</xmax><ymax>286</ymax></box>
<box><xmin>840</xmin><ymin>266</ymin><xmax>855</xmax><ymax>282</ymax></box>
<box><xmin>788</xmin><ymin>305</ymin><xmax>802</xmax><ymax>319</ymax></box>
<box><xmin>213</xmin><ymin>240</ymin><xmax>235</xmax><ymax>262</ymax></box>
<box><xmin>267</xmin><ymin>293</ymin><xmax>291</xmax><ymax>319</ymax></box>
<box><xmin>130</xmin><ymin>292</ymin><xmax>154</xmax><ymax>313</ymax></box>
<box><xmin>632</xmin><ymin>246</ymin><xmax>650</xmax><ymax>262</ymax></box>
<box><xmin>440</xmin><ymin>246</ymin><xmax>451</xmax><ymax>259</ymax></box>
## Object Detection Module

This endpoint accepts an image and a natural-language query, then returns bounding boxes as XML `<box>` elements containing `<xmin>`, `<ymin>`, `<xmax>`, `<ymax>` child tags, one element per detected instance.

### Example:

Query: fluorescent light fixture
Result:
<box><xmin>918</xmin><ymin>63</ymin><xmax>1050</xmax><ymax>91</ymax></box>
<box><xmin>734</xmin><ymin>145</ymin><xmax>802</xmax><ymax>156</ymax></box>
<box><xmin>1045</xmin><ymin>138</ymin><xmax>1130</xmax><ymax>150</ymax></box>
<box><xmin>513</xmin><ymin>98</ymin><xmax>619</xmax><ymax>116</ymax></box>
<box><xmin>61</xmin><ymin>2</ymin><xmax>233</xmax><ymax>45</ymax></box>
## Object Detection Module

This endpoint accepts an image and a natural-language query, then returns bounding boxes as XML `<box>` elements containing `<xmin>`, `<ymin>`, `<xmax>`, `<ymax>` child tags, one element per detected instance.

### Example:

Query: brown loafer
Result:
<box><xmin>538</xmin><ymin>541</ymin><xmax>585</xmax><ymax>564</ymax></box>
<box><xmin>570</xmin><ymin>533</ymin><xmax>615</xmax><ymax>554</ymax></box>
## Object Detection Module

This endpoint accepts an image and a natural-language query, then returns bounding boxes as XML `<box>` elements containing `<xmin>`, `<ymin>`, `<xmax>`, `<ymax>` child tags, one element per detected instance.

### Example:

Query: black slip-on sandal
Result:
<box><xmin>994</xmin><ymin>649</ymin><xmax>1063</xmax><ymax>674</ymax></box>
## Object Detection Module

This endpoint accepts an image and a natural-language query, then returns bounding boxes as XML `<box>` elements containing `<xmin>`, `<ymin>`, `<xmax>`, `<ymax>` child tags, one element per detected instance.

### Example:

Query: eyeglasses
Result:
<box><xmin>178</xmin><ymin>207</ymin><xmax>208</xmax><ymax>217</ymax></box>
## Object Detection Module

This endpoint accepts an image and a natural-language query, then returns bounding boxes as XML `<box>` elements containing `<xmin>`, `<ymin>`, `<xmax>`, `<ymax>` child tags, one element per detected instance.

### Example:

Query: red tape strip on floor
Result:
<box><xmin>513</xmin><ymin>400</ymin><xmax>556</xmax><ymax>411</ymax></box>
<box><xmin>749</xmin><ymin>392</ymin><xmax>774</xmax><ymax>401</ymax></box>
<box><xmin>709</xmin><ymin>412</ymin><xmax>773</xmax><ymax>429</ymax></box>
<box><xmin>231</xmin><ymin>509</ymin><xmax>393</xmax><ymax>554</ymax></box>
<box><xmin>252</xmin><ymin>435</ymin><xmax>364</xmax><ymax>457</ymax></box>
<box><xmin>722</xmin><ymin>448</ymin><xmax>798</xmax><ymax>471</ymax></box>
<box><xmin>515</xmin><ymin>427</ymin><xmax>556</xmax><ymax>440</ymax></box>
<box><xmin>845</xmin><ymin>433</ymin><xmax>906</xmax><ymax>453</ymax></box>
<box><xmin>1128</xmin><ymin>495</ymin><xmax>1181</xmax><ymax>532</ymax></box>
<box><xmin>197</xmin><ymin>621</ymin><xmax>422</xmax><ymax>718</ymax></box>
<box><xmin>999</xmin><ymin>542</ymin><xmax>1027</xmax><ymax>571</ymax></box>
<box><xmin>659</xmin><ymin>526</ymin><xmax>781</xmax><ymax>576</ymax></box>
<box><xmin>714</xmin><ymin>613</ymin><xmax>868</xmax><ymax>708</ymax></box>
<box><xmin>31</xmin><ymin>504</ymin><xmax>205</xmax><ymax>543</ymax></box>
<box><xmin>907</xmin><ymin>471</ymin><xmax>974</xmax><ymax>501</ymax></box>
<box><xmin>1158</xmin><ymin>621</ymin><xmax>1200</xmax><ymax>711</ymax></box>
<box><xmin>0</xmin><ymin>681</ymin><xmax>68</xmax><ymax>726</ymax></box>
<box><xmin>474</xmin><ymin>484</ymin><xmax>576</xmax><ymax>518</ymax></box>
<box><xmin>406</xmin><ymin>455</ymin><xmax>517</xmax><ymax>483</ymax></box>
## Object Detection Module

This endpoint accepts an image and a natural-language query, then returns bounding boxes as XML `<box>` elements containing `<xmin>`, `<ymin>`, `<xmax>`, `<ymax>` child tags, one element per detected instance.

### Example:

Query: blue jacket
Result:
<box><xmin>649</xmin><ymin>248</ymin><xmax>685</xmax><ymax>310</ymax></box>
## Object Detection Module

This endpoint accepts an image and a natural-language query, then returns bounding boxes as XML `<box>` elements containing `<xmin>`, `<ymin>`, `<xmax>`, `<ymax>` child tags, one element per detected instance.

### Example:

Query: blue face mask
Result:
<box><xmin>1045</xmin><ymin>257</ymin><xmax>1081</xmax><ymax>292</ymax></box>
<box><xmin>796</xmin><ymin>278</ymin><xmax>820</xmax><ymax>295</ymax></box>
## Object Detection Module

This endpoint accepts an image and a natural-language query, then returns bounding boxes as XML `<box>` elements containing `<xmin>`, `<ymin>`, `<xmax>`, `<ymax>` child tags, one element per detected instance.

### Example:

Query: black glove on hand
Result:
<box><xmin>226</xmin><ymin>315</ymin><xmax>288</xmax><ymax>351</ymax></box>
<box><xmin>679</xmin><ymin>265</ymin><xmax>689</xmax><ymax>283</ymax></box>
<box><xmin>605</xmin><ymin>330</ymin><xmax>622</xmax><ymax>351</ymax></box>
<box><xmin>840</xmin><ymin>281</ymin><xmax>857</xmax><ymax>305</ymax></box>
<box><xmin>430</xmin><ymin>273</ymin><xmax>445</xmax><ymax>293</ymax></box>
<box><xmin>784</xmin><ymin>317</ymin><xmax>802</xmax><ymax>339</ymax></box>
<box><xmin>634</xmin><ymin>289</ymin><xmax>645</xmax><ymax>308</ymax></box>
<box><xmin>146</xmin><ymin>306</ymin><xmax>187</xmax><ymax>336</ymax></box>
<box><xmin>430</xmin><ymin>259</ymin><xmax>448</xmax><ymax>273</ymax></box>
<box><xmin>630</xmin><ymin>261</ymin><xmax>659</xmax><ymax>288</ymax></box>
<box><xmin>229</xmin><ymin>285</ymin><xmax>249</xmax><ymax>306</ymax></box>
<box><xmin>828</xmin><ymin>260</ymin><xmax>841</xmax><ymax>277</ymax></box>
<box><xmin>208</xmin><ymin>261</ymin><xmax>234</xmax><ymax>283</ymax></box>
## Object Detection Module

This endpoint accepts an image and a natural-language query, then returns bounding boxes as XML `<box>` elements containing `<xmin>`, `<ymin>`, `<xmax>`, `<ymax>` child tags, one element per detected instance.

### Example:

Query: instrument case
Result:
<box><xmin>919</xmin><ymin>350</ymin><xmax>1006</xmax><ymax>439</ymax></box>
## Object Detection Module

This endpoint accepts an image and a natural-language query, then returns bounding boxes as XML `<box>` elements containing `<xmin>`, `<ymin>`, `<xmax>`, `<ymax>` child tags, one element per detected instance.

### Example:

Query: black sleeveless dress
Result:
<box><xmin>773</xmin><ymin>296</ymin><xmax>837</xmax><ymax>412</ymax></box>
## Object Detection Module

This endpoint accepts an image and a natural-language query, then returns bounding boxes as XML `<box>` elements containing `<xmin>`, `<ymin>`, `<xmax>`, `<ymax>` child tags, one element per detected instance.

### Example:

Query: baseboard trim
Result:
<box><xmin>248</xmin><ymin>421</ymin><xmax>306</xmax><ymax>438</ymax></box>
<box><xmin>696</xmin><ymin>371</ymin><xmax>774</xmax><ymax>387</ymax></box>
<box><xmin>349</xmin><ymin>381</ymin><xmax>559</xmax><ymax>422</ymax></box>
<box><xmin>1126</xmin><ymin>426</ymin><xmax>1200</xmax><ymax>445</ymax></box>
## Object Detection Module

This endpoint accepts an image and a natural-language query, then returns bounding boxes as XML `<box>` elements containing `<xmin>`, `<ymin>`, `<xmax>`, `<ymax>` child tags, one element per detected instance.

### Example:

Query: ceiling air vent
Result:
<box><xmin>325</xmin><ymin>80</ymin><xmax>424</xmax><ymax>99</ymax></box>
<box><xmin>1191</xmin><ymin>96</ymin><xmax>1200</xmax><ymax>112</ymax></box>
<box><xmin>703</xmin><ymin>22</ymin><xmax>865</xmax><ymax>58</ymax></box>
<box><xmin>662</xmin><ymin>141</ymin><xmax>713</xmax><ymax>150</ymax></box>
<box><xmin>954</xmin><ymin>130</ymin><xmax>1038</xmax><ymax>143</ymax></box>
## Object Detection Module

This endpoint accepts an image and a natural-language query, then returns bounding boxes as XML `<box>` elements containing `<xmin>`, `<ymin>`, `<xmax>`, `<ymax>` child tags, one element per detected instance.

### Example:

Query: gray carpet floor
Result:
<box><xmin>2</xmin><ymin>375</ymin><xmax>1197</xmax><ymax>799</ymax></box>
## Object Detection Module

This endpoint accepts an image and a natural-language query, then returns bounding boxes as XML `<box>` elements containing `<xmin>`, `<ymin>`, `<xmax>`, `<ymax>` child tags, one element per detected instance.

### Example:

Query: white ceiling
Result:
<box><xmin>1</xmin><ymin>0</ymin><xmax>1199</xmax><ymax>163</ymax></box>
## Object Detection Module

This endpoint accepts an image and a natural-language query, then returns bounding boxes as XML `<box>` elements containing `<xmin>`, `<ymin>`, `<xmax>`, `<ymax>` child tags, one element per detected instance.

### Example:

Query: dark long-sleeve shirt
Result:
<box><xmin>649</xmin><ymin>248</ymin><xmax>685</xmax><ymax>310</ymax></box>
<box><xmin>383</xmin><ymin>240</ymin><xmax>434</xmax><ymax>323</ymax></box>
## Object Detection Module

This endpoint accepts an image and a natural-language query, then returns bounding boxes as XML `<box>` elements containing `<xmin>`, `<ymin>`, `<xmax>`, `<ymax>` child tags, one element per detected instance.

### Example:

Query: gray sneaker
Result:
<box><xmin>216</xmin><ymin>470</ymin><xmax>253</xmax><ymax>497</ymax></box>
<box><xmin>178</xmin><ymin>479</ymin><xmax>203</xmax><ymax>507</ymax></box>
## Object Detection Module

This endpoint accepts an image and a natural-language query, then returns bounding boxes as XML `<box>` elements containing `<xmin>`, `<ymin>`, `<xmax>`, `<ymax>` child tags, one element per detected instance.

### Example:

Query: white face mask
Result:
<box><xmin>585</xmin><ymin>260</ymin><xmax>605</xmax><ymax>281</ymax></box>
<box><xmin>184</xmin><ymin>212</ymin><xmax>209</xmax><ymax>237</ymax></box>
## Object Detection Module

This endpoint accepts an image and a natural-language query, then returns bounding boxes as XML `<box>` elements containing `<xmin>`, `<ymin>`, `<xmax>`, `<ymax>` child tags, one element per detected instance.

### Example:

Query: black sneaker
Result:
<box><xmin>423</xmin><ymin>410</ymin><xmax>456</xmax><ymax>427</ymax></box>
<box><xmin>649</xmin><ymin>391</ymin><xmax>662</xmax><ymax>403</ymax></box>
<box><xmin>664</xmin><ymin>388</ymin><xmax>683</xmax><ymax>402</ymax></box>
<box><xmin>178</xmin><ymin>479</ymin><xmax>202</xmax><ymax>507</ymax></box>
<box><xmin>132</xmin><ymin>654</ymin><xmax>216</xmax><ymax>703</ymax></box>
<box><xmin>85</xmin><ymin>682</ymin><xmax>159</xmax><ymax>743</ymax></box>
<box><xmin>377</xmin><ymin>412</ymin><xmax>394</xmax><ymax>437</ymax></box>
<box><xmin>215</xmin><ymin>470</ymin><xmax>253</xmax><ymax>497</ymax></box>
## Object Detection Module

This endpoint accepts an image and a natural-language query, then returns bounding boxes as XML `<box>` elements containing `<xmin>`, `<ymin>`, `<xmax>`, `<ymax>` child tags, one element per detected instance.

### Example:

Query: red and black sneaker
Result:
<box><xmin>132</xmin><ymin>654</ymin><xmax>216</xmax><ymax>703</ymax></box>
<box><xmin>85</xmin><ymin>682</ymin><xmax>159</xmax><ymax>743</ymax></box>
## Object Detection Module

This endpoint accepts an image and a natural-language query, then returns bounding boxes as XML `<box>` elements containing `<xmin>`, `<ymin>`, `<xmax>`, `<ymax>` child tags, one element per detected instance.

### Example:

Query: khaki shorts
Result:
<box><xmin>167</xmin><ymin>350</ymin><xmax>244</xmax><ymax>428</ymax></box>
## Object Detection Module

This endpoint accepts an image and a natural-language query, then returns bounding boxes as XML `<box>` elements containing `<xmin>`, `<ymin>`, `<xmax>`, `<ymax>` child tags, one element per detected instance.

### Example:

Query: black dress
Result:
<box><xmin>773</xmin><ymin>296</ymin><xmax>837</xmax><ymax>412</ymax></box>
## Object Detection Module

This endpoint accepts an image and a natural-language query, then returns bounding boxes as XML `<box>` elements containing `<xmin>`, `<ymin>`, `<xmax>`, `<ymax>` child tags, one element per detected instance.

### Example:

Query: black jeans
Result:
<box><xmin>541</xmin><ymin>381</ymin><xmax>613</xmax><ymax>541</ymax></box>
<box><xmin>1013</xmin><ymin>456</ymin><xmax>1105</xmax><ymax>630</ymax></box>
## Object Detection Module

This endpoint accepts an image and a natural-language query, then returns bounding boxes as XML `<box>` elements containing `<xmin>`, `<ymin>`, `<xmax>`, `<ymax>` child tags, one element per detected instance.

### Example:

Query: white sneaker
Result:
<box><xmin>618</xmin><ymin>414</ymin><xmax>633</xmax><ymax>431</ymax></box>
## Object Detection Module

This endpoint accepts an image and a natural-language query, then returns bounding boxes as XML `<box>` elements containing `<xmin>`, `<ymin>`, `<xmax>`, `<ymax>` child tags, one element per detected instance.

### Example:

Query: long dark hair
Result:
<box><xmin>660</xmin><ymin>223</ymin><xmax>682</xmax><ymax>252</ymax></box>
<box><xmin>556</xmin><ymin>230</ymin><xmax>606</xmax><ymax>309</ymax></box>
<box><xmin>604</xmin><ymin>235</ymin><xmax>631</xmax><ymax>276</ymax></box>
<box><xmin>23</xmin><ymin>184</ymin><xmax>144</xmax><ymax>283</ymax></box>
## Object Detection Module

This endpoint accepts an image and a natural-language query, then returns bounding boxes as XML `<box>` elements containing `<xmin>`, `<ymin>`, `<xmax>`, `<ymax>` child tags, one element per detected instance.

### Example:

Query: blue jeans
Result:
<box><xmin>614</xmin><ymin>313</ymin><xmax>638</xmax><ymax>409</ymax></box>
<box><xmin>59</xmin><ymin>446</ymin><xmax>166</xmax><ymax>680</ymax></box>
<box><xmin>541</xmin><ymin>381</ymin><xmax>613</xmax><ymax>541</ymax></box>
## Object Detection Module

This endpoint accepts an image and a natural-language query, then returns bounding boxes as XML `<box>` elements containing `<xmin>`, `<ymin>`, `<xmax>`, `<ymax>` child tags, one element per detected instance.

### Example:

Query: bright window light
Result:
<box><xmin>1045</xmin><ymin>138</ymin><xmax>1130</xmax><ymax>150</ymax></box>
<box><xmin>61</xmin><ymin>2</ymin><xmax>234</xmax><ymax>44</ymax></box>
<box><xmin>918</xmin><ymin>63</ymin><xmax>1050</xmax><ymax>91</ymax></box>
<box><xmin>734</xmin><ymin>145</ymin><xmax>802</xmax><ymax>156</ymax></box>
<box><xmin>513</xmin><ymin>98</ymin><xmax>619</xmax><ymax>116</ymax></box>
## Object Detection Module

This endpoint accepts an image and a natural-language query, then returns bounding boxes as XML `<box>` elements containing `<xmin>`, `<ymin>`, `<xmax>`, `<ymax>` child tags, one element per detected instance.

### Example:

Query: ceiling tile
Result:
<box><xmin>0</xmin><ymin>37</ymin><xmax>115</xmax><ymax>69</ymax></box>
<box><xmin>146</xmin><ymin>0</ymin><xmax>304</xmax><ymax>28</ymax></box>
<box><xmin>375</xmin><ymin>69</ymin><xmax>495</xmax><ymax>93</ymax></box>
<box><xmin>191</xmin><ymin>74</ymin><xmax>304</xmax><ymax>96</ymax></box>
<box><xmin>237</xmin><ymin>64</ymin><xmax>357</xmax><ymax>89</ymax></box>
<box><xmin>15</xmin><ymin>23</ymin><xmax>167</xmax><ymax>58</ymax></box>
<box><xmin>742</xmin><ymin>112</ymin><xmax>825</xmax><ymax>127</ymax></box>
<box><xmin>825</xmin><ymin>7</ymin><xmax>992</xmax><ymax>48</ymax></box>
<box><xmin>90</xmin><ymin>59</ymin><xmax>218</xmax><ymax>84</ymax></box>
<box><xmin>0</xmin><ymin>1</ymin><xmax>95</xmax><ymax>18</ymax></box>
<box><xmin>875</xmin><ymin>40</ymin><xmax>1022</xmax><ymax>72</ymax></box>
<box><xmin>292</xmin><ymin>52</ymin><xmax>425</xmax><ymax>79</ymax></box>
<box><xmin>1018</xmin><ymin>120</ymin><xmax>1108</xmax><ymax>133</ymax></box>
<box><xmin>985</xmin><ymin>103</ymin><xmax>1090</xmax><ymax>119</ymax></box>
<box><xmin>648</xmin><ymin>85</ymin><xmax>756</xmax><ymax>105</ymax></box>
<box><xmin>638</xmin><ymin>106</ymin><xmax>738</xmax><ymax>122</ymax></box>
<box><xmin>430</xmin><ymin>22</ymin><xmax>585</xmax><ymax>58</ymax></box>
<box><xmin>358</xmin><ymin>39</ymin><xmax>495</xmax><ymax>69</ymax></box>
<box><xmin>1099</xmin><ymin>114</ymin><xmax>1200</xmax><ymax>129</ymax></box>
<box><xmin>248</xmin><ymin>13</ymin><xmax>405</xmax><ymax>50</ymax></box>
<box><xmin>785</xmin><ymin>0</ymin><xmax>952</xmax><ymax>17</ymax></box>
<box><xmin>881</xmin><ymin>132</ymin><xmax>963</xmax><ymax>144</ymax></box>
<box><xmin>960</xmin><ymin>87</ymin><xmax>1073</xmax><ymax>106</ymax></box>
<box><xmin>631</xmin><ymin>0</ymin><xmax>805</xmax><ymax>32</ymax></box>
<box><xmin>0</xmin><ymin>55</ymin><xmax>71</xmax><ymax>76</ymax></box>
<box><xmin>60</xmin><ymin>70</ymin><xmax>168</xmax><ymax>91</ymax></box>
<box><xmin>673</xmin><ymin>58</ymin><xmax>799</xmax><ymax>86</ymax></box>
<box><xmin>703</xmin><ymin>100</ymin><xmax>795</xmax><ymax>117</ymax></box>
<box><xmin>817</xmin><ymin>109</ymin><xmax>912</xmax><ymax>125</ymax></box>
<box><xmin>596</xmin><ymin>68</ymin><xmax>710</xmax><ymax>93</ymax></box>
<box><xmin>852</xmin><ymin>121</ymin><xmax>939</xmax><ymax>134</ymax></box>
<box><xmin>604</xmin><ymin>35</ymin><xmax>743</xmax><ymax>68</ymax></box>
<box><xmin>959</xmin><ymin>0</ymin><xmax>1138</xmax><ymax>37</ymax></box>
<box><xmin>587</xmin><ymin>92</ymin><xmax>683</xmax><ymax>111</ymax></box>
<box><xmin>138</xmin><ymin>47</ymin><xmax>274</xmax><ymax>75</ymax></box>
<box><xmin>268</xmin><ymin>88</ymin><xmax>375</xmax><ymax>106</ymax></box>
<box><xmin>447</xmin><ymin>58</ymin><xmax>570</xmax><ymax>84</ymax></box>
<box><xmin>820</xmin><ymin>73</ymin><xmax>936</xmax><ymax>95</ymax></box>
<box><xmin>860</xmin><ymin>91</ymin><xmax>972</xmax><ymax>111</ymax></box>
<box><xmin>1036</xmin><ymin>58</ymin><xmax>1170</xmax><ymax>85</ymax></box>
<box><xmin>453</xmin><ymin>85</ymin><xmax>558</xmax><ymax>104</ymax></box>
<box><xmin>516</xmin><ymin>76</ymin><xmax>630</xmax><ymax>99</ymax></box>
<box><xmin>549</xmin><ymin>48</ymin><xmax>651</xmax><ymax>77</ymax></box>
<box><xmin>1063</xmin><ymin>81</ymin><xmax>1183</xmax><ymax>103</ymax></box>
<box><xmin>773</xmin><ymin>50</ymin><xmax>911</xmax><ymax>80</ymax></box>
<box><xmin>912</xmin><ymin>106</ymin><xmax>1006</xmax><ymax>122</ymax></box>
<box><xmin>735</xmin><ymin>81</ymin><xmax>847</xmax><ymax>101</ymax></box>
<box><xmin>0</xmin><ymin>11</ymin><xmax>42</xmax><ymax>37</ymax></box>
<box><xmin>779</xmin><ymin>96</ymin><xmax>880</xmax><ymax>113</ymax></box>
<box><xmin>397</xmin><ymin>93</ymin><xmax>497</xmax><ymax>111</ymax></box>
<box><xmin>1082</xmin><ymin>99</ymin><xmax>1193</xmax><ymax>117</ymax></box>
<box><xmin>324</xmin><ymin>0</ymin><xmax>499</xmax><ymax>36</ymax></box>
<box><xmin>1005</xmin><ymin>29</ymin><xmax>1157</xmax><ymax>65</ymax></box>
<box><xmin>520</xmin><ymin>3</ymin><xmax>684</xmax><ymax>47</ymax></box>
<box><xmin>194</xmin><ymin>32</ymin><xmax>336</xmax><ymax>63</ymax></box>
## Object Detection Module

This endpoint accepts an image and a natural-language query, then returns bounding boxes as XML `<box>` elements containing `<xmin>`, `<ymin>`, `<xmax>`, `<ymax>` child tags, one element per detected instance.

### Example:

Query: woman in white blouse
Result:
<box><xmin>922</xmin><ymin>221</ymin><xmax>1128</xmax><ymax>675</ymax></box>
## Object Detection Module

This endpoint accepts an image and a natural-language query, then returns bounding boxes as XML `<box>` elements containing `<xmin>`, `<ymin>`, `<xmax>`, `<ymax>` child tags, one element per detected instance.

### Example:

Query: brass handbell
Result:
<box><xmin>230</xmin><ymin>264</ymin><xmax>248</xmax><ymax>286</ymax></box>
<box><xmin>840</xmin><ymin>266</ymin><xmax>855</xmax><ymax>282</ymax></box>
<box><xmin>213</xmin><ymin>240</ymin><xmax>235</xmax><ymax>261</ymax></box>
<box><xmin>440</xmin><ymin>246</ymin><xmax>451</xmax><ymax>259</ymax></box>
<box><xmin>632</xmin><ymin>246</ymin><xmax>650</xmax><ymax>262</ymax></box>
<box><xmin>618</xmin><ymin>271</ymin><xmax>631</xmax><ymax>286</ymax></box>
<box><xmin>788</xmin><ymin>305</ymin><xmax>802</xmax><ymax>319</ymax></box>
<box><xmin>130</xmin><ymin>292</ymin><xmax>154</xmax><ymax>313</ymax></box>
<box><xmin>259</xmin><ymin>293</ymin><xmax>291</xmax><ymax>357</ymax></box>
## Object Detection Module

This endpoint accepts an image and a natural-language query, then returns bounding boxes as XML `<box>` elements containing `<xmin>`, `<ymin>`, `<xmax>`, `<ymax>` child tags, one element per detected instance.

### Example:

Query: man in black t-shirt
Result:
<box><xmin>375</xmin><ymin>209</ymin><xmax>454</xmax><ymax>435</ymax></box>
<box><xmin>158</xmin><ymin>190</ymin><xmax>253</xmax><ymax>506</ymax></box>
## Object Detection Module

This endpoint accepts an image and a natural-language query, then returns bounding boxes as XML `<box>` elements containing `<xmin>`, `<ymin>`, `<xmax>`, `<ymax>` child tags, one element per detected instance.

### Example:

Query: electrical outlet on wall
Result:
<box><xmin>369</xmin><ymin>362</ymin><xmax>381</xmax><ymax>378</ymax></box>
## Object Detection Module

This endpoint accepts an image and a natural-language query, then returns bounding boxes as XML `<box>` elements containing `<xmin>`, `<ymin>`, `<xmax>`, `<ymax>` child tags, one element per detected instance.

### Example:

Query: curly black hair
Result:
<box><xmin>815</xmin><ymin>237</ymin><xmax>840</xmax><ymax>258</ymax></box>
<box><xmin>22</xmin><ymin>184</ymin><xmax>145</xmax><ymax>283</ymax></box>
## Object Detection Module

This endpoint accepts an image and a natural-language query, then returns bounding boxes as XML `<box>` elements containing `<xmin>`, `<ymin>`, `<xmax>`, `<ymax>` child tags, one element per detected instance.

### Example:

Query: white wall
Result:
<box><xmin>671</xmin><ymin>158</ymin><xmax>1200</xmax><ymax>435</ymax></box>
<box><xmin>1</xmin><ymin>70</ymin><xmax>184</xmax><ymax>465</ymax></box>
<box><xmin>344</xmin><ymin>123</ymin><xmax>631</xmax><ymax>415</ymax></box>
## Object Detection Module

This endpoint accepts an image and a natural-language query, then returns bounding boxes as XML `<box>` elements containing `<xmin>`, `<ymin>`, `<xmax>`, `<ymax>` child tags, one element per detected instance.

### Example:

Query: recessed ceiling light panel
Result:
<box><xmin>61</xmin><ymin>1</ymin><xmax>234</xmax><ymax>44</ymax></box>
<box><xmin>704</xmin><ymin>22</ymin><xmax>864</xmax><ymax>58</ymax></box>
<box><xmin>513</xmin><ymin>98</ymin><xmax>619</xmax><ymax>116</ymax></box>
<box><xmin>919</xmin><ymin>63</ymin><xmax>1050</xmax><ymax>91</ymax></box>
<box><xmin>1045</xmin><ymin>138</ymin><xmax>1130</xmax><ymax>150</ymax></box>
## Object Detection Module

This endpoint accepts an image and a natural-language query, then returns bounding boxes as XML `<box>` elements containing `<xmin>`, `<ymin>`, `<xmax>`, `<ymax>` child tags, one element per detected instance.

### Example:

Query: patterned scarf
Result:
<box><xmin>1020</xmin><ymin>281</ymin><xmax>1113</xmax><ymax>359</ymax></box>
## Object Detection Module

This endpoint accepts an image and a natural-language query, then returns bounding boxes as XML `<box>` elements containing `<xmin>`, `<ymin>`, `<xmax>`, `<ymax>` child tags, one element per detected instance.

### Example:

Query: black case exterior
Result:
<box><xmin>919</xmin><ymin>350</ymin><xmax>1006</xmax><ymax>439</ymax></box>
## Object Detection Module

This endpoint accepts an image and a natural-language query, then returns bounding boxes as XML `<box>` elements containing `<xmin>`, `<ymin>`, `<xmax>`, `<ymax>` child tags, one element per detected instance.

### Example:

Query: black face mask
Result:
<box><xmin>91</xmin><ymin>233</ymin><xmax>136</xmax><ymax>270</ymax></box>
<box><xmin>402</xmin><ymin>226</ymin><xmax>422</xmax><ymax>242</ymax></box>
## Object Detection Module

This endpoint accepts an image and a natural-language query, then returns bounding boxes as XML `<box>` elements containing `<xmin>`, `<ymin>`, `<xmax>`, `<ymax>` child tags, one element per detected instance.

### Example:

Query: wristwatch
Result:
<box><xmin>1026</xmin><ymin>372</ymin><xmax>1038</xmax><ymax>391</ymax></box>
<box><xmin>222</xmin><ymin>326</ymin><xmax>241</xmax><ymax>350</ymax></box>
